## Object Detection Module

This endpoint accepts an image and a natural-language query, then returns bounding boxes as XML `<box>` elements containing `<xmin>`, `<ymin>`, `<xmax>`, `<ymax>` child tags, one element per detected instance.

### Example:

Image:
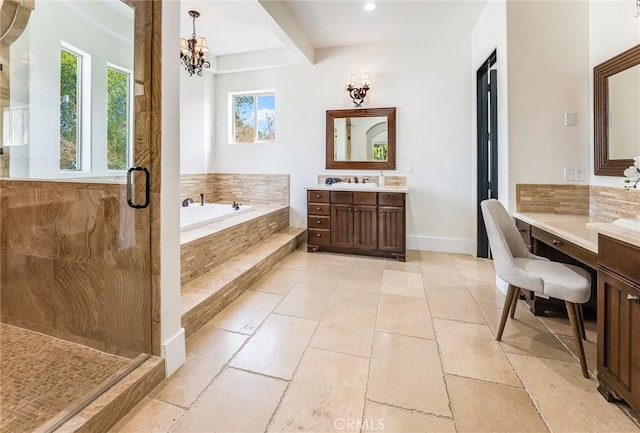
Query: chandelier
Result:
<box><xmin>180</xmin><ymin>10</ymin><xmax>210</xmax><ymax>77</ymax></box>
<box><xmin>346</xmin><ymin>73</ymin><xmax>371</xmax><ymax>108</ymax></box>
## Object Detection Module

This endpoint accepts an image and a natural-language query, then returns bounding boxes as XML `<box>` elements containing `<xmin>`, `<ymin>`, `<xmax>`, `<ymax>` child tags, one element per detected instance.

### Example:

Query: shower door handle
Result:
<box><xmin>127</xmin><ymin>166</ymin><xmax>150</xmax><ymax>209</ymax></box>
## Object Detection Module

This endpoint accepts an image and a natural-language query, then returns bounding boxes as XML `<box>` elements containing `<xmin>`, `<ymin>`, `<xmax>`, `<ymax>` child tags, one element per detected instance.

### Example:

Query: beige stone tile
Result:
<box><xmin>421</xmin><ymin>265</ymin><xmax>466</xmax><ymax>288</ymax></box>
<box><xmin>269</xmin><ymin>348</ymin><xmax>369</xmax><ymax>432</ymax></box>
<box><xmin>433</xmin><ymin>318</ymin><xmax>522</xmax><ymax>387</ymax></box>
<box><xmin>274</xmin><ymin>282</ymin><xmax>335</xmax><ymax>320</ymax></box>
<box><xmin>332</xmin><ymin>286</ymin><xmax>380</xmax><ymax>310</ymax></box>
<box><xmin>558</xmin><ymin>335</ymin><xmax>598</xmax><ymax>376</ymax></box>
<box><xmin>368</xmin><ymin>332</ymin><xmax>451</xmax><ymax>417</ymax></box>
<box><xmin>418</xmin><ymin>251</ymin><xmax>455</xmax><ymax>267</ymax></box>
<box><xmin>363</xmin><ymin>401</ymin><xmax>456</xmax><ymax>433</ymax></box>
<box><xmin>450</xmin><ymin>253</ymin><xmax>494</xmax><ymax>271</ymax></box>
<box><xmin>210</xmin><ymin>290</ymin><xmax>282</xmax><ymax>335</ymax></box>
<box><xmin>405</xmin><ymin>249</ymin><xmax>420</xmax><ymax>261</ymax></box>
<box><xmin>381</xmin><ymin>269</ymin><xmax>425</xmax><ymax>298</ymax></box>
<box><xmin>298</xmin><ymin>267</ymin><xmax>344</xmax><ymax>287</ymax></box>
<box><xmin>457</xmin><ymin>266</ymin><xmax>496</xmax><ymax>287</ymax></box>
<box><xmin>251</xmin><ymin>268</ymin><xmax>304</xmax><ymax>295</ymax></box>
<box><xmin>351</xmin><ymin>256</ymin><xmax>387</xmax><ymax>269</ymax></box>
<box><xmin>111</xmin><ymin>398</ymin><xmax>185</xmax><ymax>433</ymax></box>
<box><xmin>479</xmin><ymin>304</ymin><xmax>577</xmax><ymax>363</ymax></box>
<box><xmin>173</xmin><ymin>368</ymin><xmax>287</xmax><ymax>433</ymax></box>
<box><xmin>337</xmin><ymin>276</ymin><xmax>382</xmax><ymax>294</ymax></box>
<box><xmin>151</xmin><ymin>328</ymin><xmax>247</xmax><ymax>408</ymax></box>
<box><xmin>314</xmin><ymin>252</ymin><xmax>354</xmax><ymax>266</ymax></box>
<box><xmin>539</xmin><ymin>310</ymin><xmax>598</xmax><ymax>343</ymax></box>
<box><xmin>377</xmin><ymin>294</ymin><xmax>434</xmax><ymax>339</ymax></box>
<box><xmin>310</xmin><ymin>303</ymin><xmax>377</xmax><ymax>358</ymax></box>
<box><xmin>508</xmin><ymin>353</ymin><xmax>639</xmax><ymax>433</ymax></box>
<box><xmin>467</xmin><ymin>284</ymin><xmax>506</xmax><ymax>308</ymax></box>
<box><xmin>278</xmin><ymin>250</ymin><xmax>319</xmax><ymax>271</ymax></box>
<box><xmin>425</xmin><ymin>286</ymin><xmax>486</xmax><ymax>324</ymax></box>
<box><xmin>343</xmin><ymin>266</ymin><xmax>384</xmax><ymax>281</ymax></box>
<box><xmin>384</xmin><ymin>259</ymin><xmax>422</xmax><ymax>273</ymax></box>
<box><xmin>229</xmin><ymin>314</ymin><xmax>318</xmax><ymax>380</ymax></box>
<box><xmin>447</xmin><ymin>375</ymin><xmax>548</xmax><ymax>433</ymax></box>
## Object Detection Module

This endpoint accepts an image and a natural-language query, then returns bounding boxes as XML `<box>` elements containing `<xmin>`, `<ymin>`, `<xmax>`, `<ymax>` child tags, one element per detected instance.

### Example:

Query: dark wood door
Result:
<box><xmin>597</xmin><ymin>268</ymin><xmax>640</xmax><ymax>410</ymax></box>
<box><xmin>378</xmin><ymin>206</ymin><xmax>404</xmax><ymax>252</ymax></box>
<box><xmin>353</xmin><ymin>205</ymin><xmax>377</xmax><ymax>250</ymax></box>
<box><xmin>331</xmin><ymin>204</ymin><xmax>353</xmax><ymax>248</ymax></box>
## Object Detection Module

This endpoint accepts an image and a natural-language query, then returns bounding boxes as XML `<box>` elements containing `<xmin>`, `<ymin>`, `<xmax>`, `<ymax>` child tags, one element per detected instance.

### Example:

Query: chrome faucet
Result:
<box><xmin>200</xmin><ymin>193</ymin><xmax>204</xmax><ymax>206</ymax></box>
<box><xmin>182</xmin><ymin>198</ymin><xmax>193</xmax><ymax>207</ymax></box>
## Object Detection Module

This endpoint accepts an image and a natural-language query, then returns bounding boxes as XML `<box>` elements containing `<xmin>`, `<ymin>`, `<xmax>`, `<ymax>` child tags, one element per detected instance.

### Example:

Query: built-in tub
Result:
<box><xmin>180</xmin><ymin>203</ymin><xmax>253</xmax><ymax>231</ymax></box>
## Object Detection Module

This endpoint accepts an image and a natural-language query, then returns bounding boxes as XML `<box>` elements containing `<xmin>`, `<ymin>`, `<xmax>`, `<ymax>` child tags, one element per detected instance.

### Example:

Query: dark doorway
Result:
<box><xmin>476</xmin><ymin>50</ymin><xmax>498</xmax><ymax>258</ymax></box>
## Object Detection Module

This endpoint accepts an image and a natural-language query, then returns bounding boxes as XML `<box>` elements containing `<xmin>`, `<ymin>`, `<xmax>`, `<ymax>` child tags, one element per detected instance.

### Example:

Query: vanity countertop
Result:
<box><xmin>513</xmin><ymin>212</ymin><xmax>640</xmax><ymax>252</ymax></box>
<box><xmin>306</xmin><ymin>184</ymin><xmax>409</xmax><ymax>193</ymax></box>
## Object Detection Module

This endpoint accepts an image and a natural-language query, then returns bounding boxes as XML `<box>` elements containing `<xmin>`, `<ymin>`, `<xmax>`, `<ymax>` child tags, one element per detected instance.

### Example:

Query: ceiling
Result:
<box><xmin>179</xmin><ymin>0</ymin><xmax>488</xmax><ymax>73</ymax></box>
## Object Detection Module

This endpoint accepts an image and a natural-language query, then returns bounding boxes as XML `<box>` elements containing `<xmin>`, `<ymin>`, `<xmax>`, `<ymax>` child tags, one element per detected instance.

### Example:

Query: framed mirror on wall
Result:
<box><xmin>326</xmin><ymin>107</ymin><xmax>396</xmax><ymax>170</ymax></box>
<box><xmin>594</xmin><ymin>44</ymin><xmax>640</xmax><ymax>176</ymax></box>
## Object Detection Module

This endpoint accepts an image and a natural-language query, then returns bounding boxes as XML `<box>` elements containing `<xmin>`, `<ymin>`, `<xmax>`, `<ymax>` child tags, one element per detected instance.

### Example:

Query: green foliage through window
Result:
<box><xmin>107</xmin><ymin>68</ymin><xmax>130</xmax><ymax>170</ymax></box>
<box><xmin>60</xmin><ymin>49</ymin><xmax>80</xmax><ymax>170</ymax></box>
<box><xmin>373</xmin><ymin>143</ymin><xmax>388</xmax><ymax>161</ymax></box>
<box><xmin>232</xmin><ymin>93</ymin><xmax>275</xmax><ymax>143</ymax></box>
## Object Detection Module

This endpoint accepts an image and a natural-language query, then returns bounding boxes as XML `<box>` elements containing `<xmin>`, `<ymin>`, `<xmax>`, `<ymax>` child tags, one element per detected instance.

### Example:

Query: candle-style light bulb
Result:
<box><xmin>346</xmin><ymin>73</ymin><xmax>356</xmax><ymax>87</ymax></box>
<box><xmin>361</xmin><ymin>73</ymin><xmax>371</xmax><ymax>87</ymax></box>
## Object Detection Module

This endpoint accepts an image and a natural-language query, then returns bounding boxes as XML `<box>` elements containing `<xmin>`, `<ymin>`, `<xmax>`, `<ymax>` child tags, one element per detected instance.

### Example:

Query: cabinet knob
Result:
<box><xmin>348</xmin><ymin>208</ymin><xmax>352</xmax><ymax>211</ymax></box>
<box><xmin>316</xmin><ymin>233</ymin><xmax>321</xmax><ymax>237</ymax></box>
<box><xmin>316</xmin><ymin>194</ymin><xmax>321</xmax><ymax>198</ymax></box>
<box><xmin>316</xmin><ymin>207</ymin><xmax>321</xmax><ymax>211</ymax></box>
<box><xmin>354</xmin><ymin>208</ymin><xmax>359</xmax><ymax>212</ymax></box>
<box><xmin>316</xmin><ymin>220</ymin><xmax>321</xmax><ymax>224</ymax></box>
<box><xmin>552</xmin><ymin>239</ymin><xmax>561</xmax><ymax>246</ymax></box>
<box><xmin>627</xmin><ymin>294</ymin><xmax>640</xmax><ymax>303</ymax></box>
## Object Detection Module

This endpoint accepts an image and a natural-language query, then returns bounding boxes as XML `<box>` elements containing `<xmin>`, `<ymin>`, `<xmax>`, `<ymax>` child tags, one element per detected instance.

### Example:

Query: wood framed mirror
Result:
<box><xmin>326</xmin><ymin>107</ymin><xmax>396</xmax><ymax>170</ymax></box>
<box><xmin>594</xmin><ymin>44</ymin><xmax>640</xmax><ymax>176</ymax></box>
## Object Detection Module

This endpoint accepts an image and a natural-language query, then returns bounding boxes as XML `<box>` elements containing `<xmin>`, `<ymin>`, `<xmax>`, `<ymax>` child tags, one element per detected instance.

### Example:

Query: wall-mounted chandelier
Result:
<box><xmin>346</xmin><ymin>73</ymin><xmax>371</xmax><ymax>108</ymax></box>
<box><xmin>180</xmin><ymin>10</ymin><xmax>210</xmax><ymax>77</ymax></box>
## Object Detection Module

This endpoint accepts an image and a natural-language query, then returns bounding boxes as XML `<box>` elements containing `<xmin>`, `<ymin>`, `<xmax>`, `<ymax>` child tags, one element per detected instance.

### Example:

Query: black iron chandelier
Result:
<box><xmin>180</xmin><ymin>10</ymin><xmax>210</xmax><ymax>77</ymax></box>
<box><xmin>346</xmin><ymin>73</ymin><xmax>371</xmax><ymax>108</ymax></box>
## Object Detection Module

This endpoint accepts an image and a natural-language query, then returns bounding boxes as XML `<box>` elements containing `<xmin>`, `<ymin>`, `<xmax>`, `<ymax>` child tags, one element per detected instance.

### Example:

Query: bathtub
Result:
<box><xmin>180</xmin><ymin>203</ymin><xmax>253</xmax><ymax>231</ymax></box>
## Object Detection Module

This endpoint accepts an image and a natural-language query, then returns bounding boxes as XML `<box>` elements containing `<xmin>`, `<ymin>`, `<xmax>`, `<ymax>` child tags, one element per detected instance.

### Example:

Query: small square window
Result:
<box><xmin>231</xmin><ymin>92</ymin><xmax>275</xmax><ymax>143</ymax></box>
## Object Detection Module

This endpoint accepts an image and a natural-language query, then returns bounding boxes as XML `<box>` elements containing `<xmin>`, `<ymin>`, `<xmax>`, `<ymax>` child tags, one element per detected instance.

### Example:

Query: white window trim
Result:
<box><xmin>228</xmin><ymin>90</ymin><xmax>276</xmax><ymax>144</ymax></box>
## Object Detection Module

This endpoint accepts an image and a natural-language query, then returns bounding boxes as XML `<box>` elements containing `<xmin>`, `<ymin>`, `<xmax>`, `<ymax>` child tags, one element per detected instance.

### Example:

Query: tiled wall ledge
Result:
<box><xmin>180</xmin><ymin>173</ymin><xmax>289</xmax><ymax>206</ymax></box>
<box><xmin>316</xmin><ymin>174</ymin><xmax>406</xmax><ymax>187</ymax></box>
<box><xmin>516</xmin><ymin>183</ymin><xmax>640</xmax><ymax>220</ymax></box>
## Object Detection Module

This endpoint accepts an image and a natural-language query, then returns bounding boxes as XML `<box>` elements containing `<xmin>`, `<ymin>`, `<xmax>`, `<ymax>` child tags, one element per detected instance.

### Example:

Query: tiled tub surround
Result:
<box><xmin>0</xmin><ymin>179</ymin><xmax>151</xmax><ymax>357</ymax></box>
<box><xmin>517</xmin><ymin>184</ymin><xmax>640</xmax><ymax>220</ymax></box>
<box><xmin>180</xmin><ymin>204</ymin><xmax>289</xmax><ymax>286</ymax></box>
<box><xmin>180</xmin><ymin>173</ymin><xmax>290</xmax><ymax>206</ymax></box>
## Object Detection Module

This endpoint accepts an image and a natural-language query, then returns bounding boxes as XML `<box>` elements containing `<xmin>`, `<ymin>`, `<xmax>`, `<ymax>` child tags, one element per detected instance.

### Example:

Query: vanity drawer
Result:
<box><xmin>331</xmin><ymin>191</ymin><xmax>354</xmax><ymax>204</ymax></box>
<box><xmin>379</xmin><ymin>193</ymin><xmax>404</xmax><ymax>207</ymax></box>
<box><xmin>599</xmin><ymin>234</ymin><xmax>640</xmax><ymax>282</ymax></box>
<box><xmin>308</xmin><ymin>190</ymin><xmax>330</xmax><ymax>203</ymax></box>
<box><xmin>354</xmin><ymin>192</ymin><xmax>377</xmax><ymax>205</ymax></box>
<box><xmin>308</xmin><ymin>229</ymin><xmax>331</xmax><ymax>246</ymax></box>
<box><xmin>308</xmin><ymin>203</ymin><xmax>330</xmax><ymax>216</ymax></box>
<box><xmin>531</xmin><ymin>226</ymin><xmax>597</xmax><ymax>268</ymax></box>
<box><xmin>308</xmin><ymin>216</ymin><xmax>330</xmax><ymax>229</ymax></box>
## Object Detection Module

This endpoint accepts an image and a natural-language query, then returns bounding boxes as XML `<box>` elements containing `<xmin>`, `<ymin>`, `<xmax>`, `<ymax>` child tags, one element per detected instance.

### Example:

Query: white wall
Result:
<box><xmin>180</xmin><ymin>72</ymin><xmax>215</xmax><ymax>173</ymax></box>
<box><xmin>9</xmin><ymin>0</ymin><xmax>133</xmax><ymax>178</ymax></box>
<box><xmin>589</xmin><ymin>0</ymin><xmax>640</xmax><ymax>187</ymax></box>
<box><xmin>506</xmin><ymin>1</ymin><xmax>591</xmax><ymax>206</ymax></box>
<box><xmin>213</xmin><ymin>35</ymin><xmax>476</xmax><ymax>254</ymax></box>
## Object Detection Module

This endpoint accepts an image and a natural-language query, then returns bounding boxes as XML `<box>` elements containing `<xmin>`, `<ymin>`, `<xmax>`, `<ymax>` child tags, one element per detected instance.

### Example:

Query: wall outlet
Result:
<box><xmin>563</xmin><ymin>167</ymin><xmax>574</xmax><ymax>181</ymax></box>
<box><xmin>574</xmin><ymin>168</ymin><xmax>585</xmax><ymax>181</ymax></box>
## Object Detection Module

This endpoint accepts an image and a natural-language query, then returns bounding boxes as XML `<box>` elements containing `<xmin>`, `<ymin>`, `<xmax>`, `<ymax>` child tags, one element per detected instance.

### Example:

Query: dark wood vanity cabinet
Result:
<box><xmin>307</xmin><ymin>190</ymin><xmax>405</xmax><ymax>260</ymax></box>
<box><xmin>596</xmin><ymin>235</ymin><xmax>640</xmax><ymax>414</ymax></box>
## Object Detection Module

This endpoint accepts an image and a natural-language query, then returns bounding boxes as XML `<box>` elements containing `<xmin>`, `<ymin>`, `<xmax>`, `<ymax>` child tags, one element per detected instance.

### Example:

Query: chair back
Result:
<box><xmin>480</xmin><ymin>199</ymin><xmax>531</xmax><ymax>278</ymax></box>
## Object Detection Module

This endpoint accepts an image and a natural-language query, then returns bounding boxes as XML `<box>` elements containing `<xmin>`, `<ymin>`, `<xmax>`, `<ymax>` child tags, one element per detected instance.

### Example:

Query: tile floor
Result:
<box><xmin>113</xmin><ymin>249</ymin><xmax>640</xmax><ymax>433</ymax></box>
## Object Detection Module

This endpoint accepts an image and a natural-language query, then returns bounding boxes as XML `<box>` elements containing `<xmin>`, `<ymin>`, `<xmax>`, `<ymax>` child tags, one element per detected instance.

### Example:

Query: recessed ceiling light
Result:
<box><xmin>364</xmin><ymin>2</ymin><xmax>378</xmax><ymax>11</ymax></box>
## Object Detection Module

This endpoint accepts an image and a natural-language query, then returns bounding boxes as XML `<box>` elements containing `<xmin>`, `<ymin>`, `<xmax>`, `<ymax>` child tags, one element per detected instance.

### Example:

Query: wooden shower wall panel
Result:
<box><xmin>0</xmin><ymin>180</ymin><xmax>151</xmax><ymax>357</ymax></box>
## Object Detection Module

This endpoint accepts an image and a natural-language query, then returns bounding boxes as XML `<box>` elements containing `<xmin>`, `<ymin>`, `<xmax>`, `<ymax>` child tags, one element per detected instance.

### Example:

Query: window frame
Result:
<box><xmin>228</xmin><ymin>91</ymin><xmax>276</xmax><ymax>144</ymax></box>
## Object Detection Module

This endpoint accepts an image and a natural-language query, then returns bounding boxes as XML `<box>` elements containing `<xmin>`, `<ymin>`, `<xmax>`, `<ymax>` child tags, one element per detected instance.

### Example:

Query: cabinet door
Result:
<box><xmin>598</xmin><ymin>268</ymin><xmax>640</xmax><ymax>408</ymax></box>
<box><xmin>378</xmin><ymin>206</ymin><xmax>404</xmax><ymax>252</ymax></box>
<box><xmin>331</xmin><ymin>204</ymin><xmax>353</xmax><ymax>248</ymax></box>
<box><xmin>354</xmin><ymin>205</ymin><xmax>377</xmax><ymax>250</ymax></box>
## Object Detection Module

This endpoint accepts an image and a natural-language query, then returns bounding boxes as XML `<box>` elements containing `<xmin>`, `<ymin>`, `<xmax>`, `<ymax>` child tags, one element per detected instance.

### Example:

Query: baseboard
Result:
<box><xmin>407</xmin><ymin>235</ymin><xmax>475</xmax><ymax>255</ymax></box>
<box><xmin>161</xmin><ymin>328</ymin><xmax>186</xmax><ymax>377</ymax></box>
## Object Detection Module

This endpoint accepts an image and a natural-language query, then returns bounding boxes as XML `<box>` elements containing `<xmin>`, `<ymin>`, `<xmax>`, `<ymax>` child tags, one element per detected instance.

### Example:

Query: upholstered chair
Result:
<box><xmin>480</xmin><ymin>199</ymin><xmax>591</xmax><ymax>378</ymax></box>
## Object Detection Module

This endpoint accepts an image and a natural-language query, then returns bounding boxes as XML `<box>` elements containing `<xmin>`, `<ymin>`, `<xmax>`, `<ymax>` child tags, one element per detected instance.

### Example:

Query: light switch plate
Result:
<box><xmin>564</xmin><ymin>167</ymin><xmax>574</xmax><ymax>181</ymax></box>
<box><xmin>564</xmin><ymin>112</ymin><xmax>577</xmax><ymax>127</ymax></box>
<box><xmin>574</xmin><ymin>168</ymin><xmax>585</xmax><ymax>181</ymax></box>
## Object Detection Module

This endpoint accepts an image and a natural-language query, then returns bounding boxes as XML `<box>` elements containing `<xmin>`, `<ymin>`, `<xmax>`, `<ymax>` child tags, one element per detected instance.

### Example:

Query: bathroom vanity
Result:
<box><xmin>306</xmin><ymin>185</ymin><xmax>407</xmax><ymax>261</ymax></box>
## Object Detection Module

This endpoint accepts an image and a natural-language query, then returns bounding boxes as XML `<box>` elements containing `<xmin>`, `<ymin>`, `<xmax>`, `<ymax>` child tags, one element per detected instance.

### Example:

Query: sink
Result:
<box><xmin>333</xmin><ymin>183</ymin><xmax>378</xmax><ymax>188</ymax></box>
<box><xmin>612</xmin><ymin>218</ymin><xmax>640</xmax><ymax>232</ymax></box>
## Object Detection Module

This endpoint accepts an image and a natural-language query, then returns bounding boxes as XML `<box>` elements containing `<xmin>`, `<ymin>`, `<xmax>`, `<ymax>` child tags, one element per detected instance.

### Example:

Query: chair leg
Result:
<box><xmin>509</xmin><ymin>287</ymin><xmax>519</xmax><ymax>319</ymax></box>
<box><xmin>565</xmin><ymin>301</ymin><xmax>589</xmax><ymax>378</ymax></box>
<box><xmin>497</xmin><ymin>285</ymin><xmax>518</xmax><ymax>341</ymax></box>
<box><xmin>577</xmin><ymin>304</ymin><xmax>586</xmax><ymax>340</ymax></box>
